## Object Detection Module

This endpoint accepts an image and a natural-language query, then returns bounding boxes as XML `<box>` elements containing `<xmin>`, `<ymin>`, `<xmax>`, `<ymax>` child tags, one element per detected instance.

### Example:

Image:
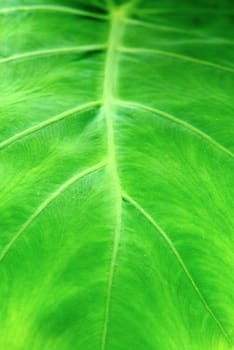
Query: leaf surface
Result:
<box><xmin>0</xmin><ymin>0</ymin><xmax>233</xmax><ymax>349</ymax></box>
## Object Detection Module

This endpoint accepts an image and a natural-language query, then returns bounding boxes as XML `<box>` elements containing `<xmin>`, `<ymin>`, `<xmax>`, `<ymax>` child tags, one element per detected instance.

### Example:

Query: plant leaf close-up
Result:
<box><xmin>0</xmin><ymin>0</ymin><xmax>233</xmax><ymax>349</ymax></box>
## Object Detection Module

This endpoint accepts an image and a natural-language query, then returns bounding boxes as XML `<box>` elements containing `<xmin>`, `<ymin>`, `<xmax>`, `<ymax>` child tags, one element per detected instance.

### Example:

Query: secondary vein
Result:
<box><xmin>0</xmin><ymin>101</ymin><xmax>101</xmax><ymax>151</ymax></box>
<box><xmin>119</xmin><ymin>46</ymin><xmax>234</xmax><ymax>73</ymax></box>
<box><xmin>0</xmin><ymin>44</ymin><xmax>106</xmax><ymax>64</ymax></box>
<box><xmin>0</xmin><ymin>162</ymin><xmax>106</xmax><ymax>263</ymax></box>
<box><xmin>122</xmin><ymin>191</ymin><xmax>231</xmax><ymax>344</ymax></box>
<box><xmin>0</xmin><ymin>5</ymin><xmax>108</xmax><ymax>20</ymax></box>
<box><xmin>116</xmin><ymin>100</ymin><xmax>234</xmax><ymax>159</ymax></box>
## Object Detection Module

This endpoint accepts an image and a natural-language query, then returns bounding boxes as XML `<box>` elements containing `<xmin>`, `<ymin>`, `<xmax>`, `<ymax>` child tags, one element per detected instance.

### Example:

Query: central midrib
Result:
<box><xmin>101</xmin><ymin>3</ymin><xmax>133</xmax><ymax>349</ymax></box>
<box><xmin>100</xmin><ymin>1</ymin><xmax>231</xmax><ymax>348</ymax></box>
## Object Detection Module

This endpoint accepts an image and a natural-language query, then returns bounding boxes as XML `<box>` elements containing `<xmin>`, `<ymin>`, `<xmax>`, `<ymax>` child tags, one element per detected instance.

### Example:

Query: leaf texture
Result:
<box><xmin>0</xmin><ymin>0</ymin><xmax>233</xmax><ymax>349</ymax></box>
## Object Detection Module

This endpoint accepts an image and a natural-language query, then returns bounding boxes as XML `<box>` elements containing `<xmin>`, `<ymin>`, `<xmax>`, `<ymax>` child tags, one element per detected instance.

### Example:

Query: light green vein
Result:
<box><xmin>122</xmin><ymin>191</ymin><xmax>231</xmax><ymax>345</ymax></box>
<box><xmin>0</xmin><ymin>161</ymin><xmax>106</xmax><ymax>263</ymax></box>
<box><xmin>101</xmin><ymin>7</ymin><xmax>122</xmax><ymax>350</ymax></box>
<box><xmin>0</xmin><ymin>101</ymin><xmax>101</xmax><ymax>151</ymax></box>
<box><xmin>119</xmin><ymin>46</ymin><xmax>234</xmax><ymax>73</ymax></box>
<box><xmin>133</xmin><ymin>8</ymin><xmax>234</xmax><ymax>15</ymax></box>
<box><xmin>123</xmin><ymin>17</ymin><xmax>202</xmax><ymax>35</ymax></box>
<box><xmin>122</xmin><ymin>18</ymin><xmax>234</xmax><ymax>44</ymax></box>
<box><xmin>116</xmin><ymin>100</ymin><xmax>233</xmax><ymax>159</ymax></box>
<box><xmin>101</xmin><ymin>2</ymin><xmax>135</xmax><ymax>349</ymax></box>
<box><xmin>0</xmin><ymin>5</ymin><xmax>108</xmax><ymax>20</ymax></box>
<box><xmin>0</xmin><ymin>44</ymin><xmax>106</xmax><ymax>64</ymax></box>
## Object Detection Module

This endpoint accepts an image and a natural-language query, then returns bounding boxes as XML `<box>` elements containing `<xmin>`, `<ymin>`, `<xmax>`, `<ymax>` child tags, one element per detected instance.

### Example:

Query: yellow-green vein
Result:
<box><xmin>101</xmin><ymin>2</ymin><xmax>135</xmax><ymax>349</ymax></box>
<box><xmin>0</xmin><ymin>44</ymin><xmax>106</xmax><ymax>64</ymax></box>
<box><xmin>119</xmin><ymin>46</ymin><xmax>234</xmax><ymax>73</ymax></box>
<box><xmin>0</xmin><ymin>101</ymin><xmax>101</xmax><ymax>151</ymax></box>
<box><xmin>122</xmin><ymin>191</ymin><xmax>231</xmax><ymax>345</ymax></box>
<box><xmin>0</xmin><ymin>5</ymin><xmax>108</xmax><ymax>20</ymax></box>
<box><xmin>0</xmin><ymin>161</ymin><xmax>106</xmax><ymax>263</ymax></box>
<box><xmin>116</xmin><ymin>100</ymin><xmax>234</xmax><ymax>159</ymax></box>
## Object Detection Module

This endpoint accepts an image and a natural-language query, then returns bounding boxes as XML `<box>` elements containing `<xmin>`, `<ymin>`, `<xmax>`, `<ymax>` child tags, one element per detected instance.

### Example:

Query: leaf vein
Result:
<box><xmin>122</xmin><ymin>18</ymin><xmax>234</xmax><ymax>44</ymax></box>
<box><xmin>122</xmin><ymin>191</ymin><xmax>231</xmax><ymax>344</ymax></box>
<box><xmin>0</xmin><ymin>5</ymin><xmax>108</xmax><ymax>20</ymax></box>
<box><xmin>119</xmin><ymin>46</ymin><xmax>234</xmax><ymax>73</ymax></box>
<box><xmin>0</xmin><ymin>101</ymin><xmax>101</xmax><ymax>151</ymax></box>
<box><xmin>0</xmin><ymin>45</ymin><xmax>106</xmax><ymax>64</ymax></box>
<box><xmin>0</xmin><ymin>161</ymin><xmax>106</xmax><ymax>263</ymax></box>
<box><xmin>117</xmin><ymin>100</ymin><xmax>233</xmax><ymax>159</ymax></box>
<box><xmin>133</xmin><ymin>8</ymin><xmax>234</xmax><ymax>15</ymax></box>
<box><xmin>101</xmin><ymin>2</ymin><xmax>136</xmax><ymax>348</ymax></box>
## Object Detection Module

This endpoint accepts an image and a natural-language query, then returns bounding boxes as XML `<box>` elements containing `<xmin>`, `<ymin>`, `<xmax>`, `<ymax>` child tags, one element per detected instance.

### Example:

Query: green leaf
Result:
<box><xmin>0</xmin><ymin>0</ymin><xmax>233</xmax><ymax>349</ymax></box>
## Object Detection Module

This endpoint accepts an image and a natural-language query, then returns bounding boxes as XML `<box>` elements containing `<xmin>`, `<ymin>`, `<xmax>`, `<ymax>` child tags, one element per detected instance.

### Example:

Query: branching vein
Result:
<box><xmin>133</xmin><ymin>8</ymin><xmax>234</xmax><ymax>15</ymax></box>
<box><xmin>122</xmin><ymin>191</ymin><xmax>231</xmax><ymax>344</ymax></box>
<box><xmin>119</xmin><ymin>46</ymin><xmax>234</xmax><ymax>73</ymax></box>
<box><xmin>0</xmin><ymin>44</ymin><xmax>106</xmax><ymax>64</ymax></box>
<box><xmin>0</xmin><ymin>5</ymin><xmax>108</xmax><ymax>20</ymax></box>
<box><xmin>0</xmin><ymin>161</ymin><xmax>106</xmax><ymax>263</ymax></box>
<box><xmin>122</xmin><ymin>18</ymin><xmax>234</xmax><ymax>44</ymax></box>
<box><xmin>0</xmin><ymin>101</ymin><xmax>101</xmax><ymax>151</ymax></box>
<box><xmin>117</xmin><ymin>100</ymin><xmax>233</xmax><ymax>158</ymax></box>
